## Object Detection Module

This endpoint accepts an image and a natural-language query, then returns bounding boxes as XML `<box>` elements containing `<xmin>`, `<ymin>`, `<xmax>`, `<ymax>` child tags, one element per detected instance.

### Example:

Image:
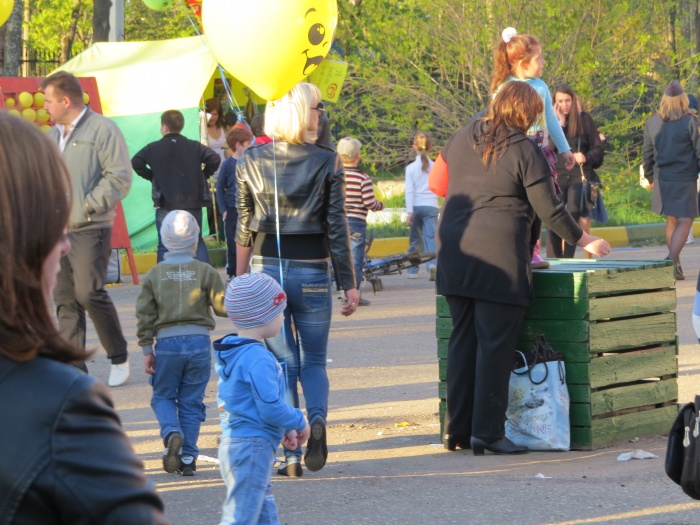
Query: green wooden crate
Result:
<box><xmin>435</xmin><ymin>259</ymin><xmax>679</xmax><ymax>449</ymax></box>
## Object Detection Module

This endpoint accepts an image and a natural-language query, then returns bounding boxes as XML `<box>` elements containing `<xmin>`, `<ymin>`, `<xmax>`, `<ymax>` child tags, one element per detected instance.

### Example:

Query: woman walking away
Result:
<box><xmin>0</xmin><ymin>112</ymin><xmax>169</xmax><ymax>524</ymax></box>
<box><xmin>428</xmin><ymin>82</ymin><xmax>610</xmax><ymax>456</ymax></box>
<box><xmin>235</xmin><ymin>82</ymin><xmax>357</xmax><ymax>478</ymax></box>
<box><xmin>491</xmin><ymin>27</ymin><xmax>576</xmax><ymax>268</ymax></box>
<box><xmin>548</xmin><ymin>83</ymin><xmax>605</xmax><ymax>258</ymax></box>
<box><xmin>338</xmin><ymin>136</ymin><xmax>385</xmax><ymax>305</ymax></box>
<box><xmin>643</xmin><ymin>80</ymin><xmax>700</xmax><ymax>280</ymax></box>
<box><xmin>405</xmin><ymin>132</ymin><xmax>439</xmax><ymax>281</ymax></box>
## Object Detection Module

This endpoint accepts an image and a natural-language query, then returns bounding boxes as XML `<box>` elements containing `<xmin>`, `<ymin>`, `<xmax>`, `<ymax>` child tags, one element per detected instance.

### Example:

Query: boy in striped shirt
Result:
<box><xmin>337</xmin><ymin>137</ymin><xmax>385</xmax><ymax>306</ymax></box>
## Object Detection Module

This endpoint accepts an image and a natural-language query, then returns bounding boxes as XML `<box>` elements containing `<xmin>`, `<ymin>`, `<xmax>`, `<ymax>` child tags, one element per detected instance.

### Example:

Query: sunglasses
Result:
<box><xmin>312</xmin><ymin>102</ymin><xmax>325</xmax><ymax>113</ymax></box>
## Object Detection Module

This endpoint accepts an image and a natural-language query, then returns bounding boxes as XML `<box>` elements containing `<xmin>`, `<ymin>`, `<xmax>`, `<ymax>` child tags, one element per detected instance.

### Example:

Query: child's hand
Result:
<box><xmin>282</xmin><ymin>430</ymin><xmax>299</xmax><ymax>450</ymax></box>
<box><xmin>563</xmin><ymin>151</ymin><xmax>576</xmax><ymax>170</ymax></box>
<box><xmin>297</xmin><ymin>422</ymin><xmax>311</xmax><ymax>447</ymax></box>
<box><xmin>144</xmin><ymin>354</ymin><xmax>156</xmax><ymax>375</ymax></box>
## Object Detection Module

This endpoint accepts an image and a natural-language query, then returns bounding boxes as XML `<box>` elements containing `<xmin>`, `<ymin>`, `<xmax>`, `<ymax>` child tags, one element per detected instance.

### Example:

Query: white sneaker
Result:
<box><xmin>108</xmin><ymin>361</ymin><xmax>130</xmax><ymax>387</ymax></box>
<box><xmin>686</xmin><ymin>231</ymin><xmax>694</xmax><ymax>245</ymax></box>
<box><xmin>407</xmin><ymin>274</ymin><xmax>418</xmax><ymax>279</ymax></box>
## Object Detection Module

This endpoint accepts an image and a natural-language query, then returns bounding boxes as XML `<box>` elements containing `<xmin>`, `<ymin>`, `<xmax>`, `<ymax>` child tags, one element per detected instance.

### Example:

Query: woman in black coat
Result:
<box><xmin>643</xmin><ymin>80</ymin><xmax>700</xmax><ymax>280</ymax></box>
<box><xmin>548</xmin><ymin>83</ymin><xmax>605</xmax><ymax>258</ymax></box>
<box><xmin>428</xmin><ymin>82</ymin><xmax>610</xmax><ymax>455</ymax></box>
<box><xmin>0</xmin><ymin>114</ymin><xmax>169</xmax><ymax>524</ymax></box>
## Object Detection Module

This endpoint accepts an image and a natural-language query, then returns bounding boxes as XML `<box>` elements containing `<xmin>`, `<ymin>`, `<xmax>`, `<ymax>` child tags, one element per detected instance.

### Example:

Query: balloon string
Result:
<box><xmin>271</xmin><ymin>137</ymin><xmax>287</xmax><ymax>343</ymax></box>
<box><xmin>176</xmin><ymin>0</ymin><xmax>242</xmax><ymax>115</ymax></box>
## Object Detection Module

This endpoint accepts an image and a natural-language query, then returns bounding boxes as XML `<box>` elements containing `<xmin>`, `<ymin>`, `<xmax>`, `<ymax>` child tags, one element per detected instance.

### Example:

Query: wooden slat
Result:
<box><xmin>532</xmin><ymin>271</ymin><xmax>587</xmax><ymax>299</ymax></box>
<box><xmin>565</xmin><ymin>362</ymin><xmax>591</xmax><ymax>387</ymax></box>
<box><xmin>586</xmin><ymin>265</ymin><xmax>674</xmax><ymax>296</ymax></box>
<box><xmin>437</xmin><ymin>339</ymin><xmax>448</xmax><ymax>358</ymax></box>
<box><xmin>589</xmin><ymin>344</ymin><xmax>678</xmax><ymax>388</ymax></box>
<box><xmin>590</xmin><ymin>378</ymin><xmax>678</xmax><ymax>416</ymax></box>
<box><xmin>436</xmin><ymin>317</ymin><xmax>453</xmax><ymax>339</ymax></box>
<box><xmin>438</xmin><ymin>381</ymin><xmax>446</xmax><ymax>400</ymax></box>
<box><xmin>567</xmin><ymin>383</ymin><xmax>591</xmax><ymax>403</ymax></box>
<box><xmin>588</xmin><ymin>289</ymin><xmax>676</xmax><ymax>321</ymax></box>
<box><xmin>520</xmin><ymin>319</ymin><xmax>589</xmax><ymax>343</ymax></box>
<box><xmin>589</xmin><ymin>314</ymin><xmax>676</xmax><ymax>352</ymax></box>
<box><xmin>436</xmin><ymin>296</ymin><xmax>450</xmax><ymax>318</ymax></box>
<box><xmin>438</xmin><ymin>358</ymin><xmax>447</xmax><ymax>381</ymax></box>
<box><xmin>525</xmin><ymin>297</ymin><xmax>588</xmax><ymax>320</ymax></box>
<box><xmin>571</xmin><ymin>404</ymin><xmax>678</xmax><ymax>450</ymax></box>
<box><xmin>588</xmin><ymin>404</ymin><xmax>678</xmax><ymax>449</ymax></box>
<box><xmin>517</xmin><ymin>340</ymin><xmax>591</xmax><ymax>363</ymax></box>
<box><xmin>570</xmin><ymin>402</ymin><xmax>591</xmax><ymax>426</ymax></box>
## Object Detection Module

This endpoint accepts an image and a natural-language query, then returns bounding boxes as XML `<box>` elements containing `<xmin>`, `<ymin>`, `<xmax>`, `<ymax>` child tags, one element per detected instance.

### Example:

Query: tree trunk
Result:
<box><xmin>61</xmin><ymin>0</ymin><xmax>83</xmax><ymax>64</ymax></box>
<box><xmin>669</xmin><ymin>3</ymin><xmax>681</xmax><ymax>79</ymax></box>
<box><xmin>3</xmin><ymin>0</ymin><xmax>23</xmax><ymax>76</ymax></box>
<box><xmin>93</xmin><ymin>0</ymin><xmax>112</xmax><ymax>42</ymax></box>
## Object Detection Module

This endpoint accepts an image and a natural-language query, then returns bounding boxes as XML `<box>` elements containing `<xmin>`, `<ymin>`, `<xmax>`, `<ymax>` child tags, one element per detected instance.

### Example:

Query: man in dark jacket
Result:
<box><xmin>132</xmin><ymin>110</ymin><xmax>221</xmax><ymax>263</ymax></box>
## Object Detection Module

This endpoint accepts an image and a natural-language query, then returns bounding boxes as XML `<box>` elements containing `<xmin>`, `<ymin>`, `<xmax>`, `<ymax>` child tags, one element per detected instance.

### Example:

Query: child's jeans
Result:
<box><xmin>348</xmin><ymin>217</ymin><xmax>367</xmax><ymax>289</ymax></box>
<box><xmin>407</xmin><ymin>206</ymin><xmax>438</xmax><ymax>276</ymax></box>
<box><xmin>150</xmin><ymin>334</ymin><xmax>211</xmax><ymax>458</ymax></box>
<box><xmin>218</xmin><ymin>437</ymin><xmax>280</xmax><ymax>525</ymax></box>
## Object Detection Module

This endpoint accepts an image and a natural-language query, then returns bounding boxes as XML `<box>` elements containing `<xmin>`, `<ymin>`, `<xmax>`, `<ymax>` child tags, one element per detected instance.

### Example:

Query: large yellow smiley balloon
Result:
<box><xmin>202</xmin><ymin>0</ymin><xmax>337</xmax><ymax>101</ymax></box>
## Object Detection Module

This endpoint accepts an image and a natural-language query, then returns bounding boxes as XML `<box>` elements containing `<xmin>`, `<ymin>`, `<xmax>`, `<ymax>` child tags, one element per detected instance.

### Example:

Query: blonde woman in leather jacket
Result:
<box><xmin>235</xmin><ymin>82</ymin><xmax>357</xmax><ymax>478</ymax></box>
<box><xmin>0</xmin><ymin>113</ymin><xmax>168</xmax><ymax>524</ymax></box>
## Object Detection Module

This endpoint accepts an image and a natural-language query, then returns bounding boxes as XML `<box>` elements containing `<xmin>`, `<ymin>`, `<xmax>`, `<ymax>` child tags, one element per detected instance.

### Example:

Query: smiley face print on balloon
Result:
<box><xmin>202</xmin><ymin>0</ymin><xmax>338</xmax><ymax>101</ymax></box>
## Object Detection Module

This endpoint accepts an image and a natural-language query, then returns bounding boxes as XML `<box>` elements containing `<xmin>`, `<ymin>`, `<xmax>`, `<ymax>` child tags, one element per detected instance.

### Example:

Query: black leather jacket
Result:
<box><xmin>0</xmin><ymin>354</ymin><xmax>169</xmax><ymax>525</ymax></box>
<box><xmin>235</xmin><ymin>141</ymin><xmax>356</xmax><ymax>290</ymax></box>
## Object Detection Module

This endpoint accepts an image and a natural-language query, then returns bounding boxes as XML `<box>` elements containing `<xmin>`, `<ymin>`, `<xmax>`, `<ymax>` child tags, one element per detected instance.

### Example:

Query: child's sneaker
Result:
<box><xmin>276</xmin><ymin>461</ymin><xmax>303</xmax><ymax>477</ymax></box>
<box><xmin>304</xmin><ymin>418</ymin><xmax>328</xmax><ymax>472</ymax></box>
<box><xmin>163</xmin><ymin>431</ymin><xmax>183</xmax><ymax>473</ymax></box>
<box><xmin>531</xmin><ymin>242</ymin><xmax>550</xmax><ymax>269</ymax></box>
<box><xmin>179</xmin><ymin>456</ymin><xmax>196</xmax><ymax>477</ymax></box>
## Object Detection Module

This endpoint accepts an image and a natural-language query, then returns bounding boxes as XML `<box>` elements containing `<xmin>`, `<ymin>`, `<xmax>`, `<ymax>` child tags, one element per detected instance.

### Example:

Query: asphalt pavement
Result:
<box><xmin>92</xmin><ymin>243</ymin><xmax>700</xmax><ymax>525</ymax></box>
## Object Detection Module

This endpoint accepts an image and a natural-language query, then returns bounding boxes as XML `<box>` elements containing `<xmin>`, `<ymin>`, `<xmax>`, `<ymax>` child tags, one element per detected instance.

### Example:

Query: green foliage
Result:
<box><xmin>332</xmin><ymin>0</ymin><xmax>687</xmax><ymax>173</ymax></box>
<box><xmin>124</xmin><ymin>0</ymin><xmax>197</xmax><ymax>41</ymax></box>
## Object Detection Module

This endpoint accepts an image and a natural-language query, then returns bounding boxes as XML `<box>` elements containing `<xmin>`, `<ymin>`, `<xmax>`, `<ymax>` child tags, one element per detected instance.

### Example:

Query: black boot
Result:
<box><xmin>443</xmin><ymin>434</ymin><xmax>471</xmax><ymax>451</ymax></box>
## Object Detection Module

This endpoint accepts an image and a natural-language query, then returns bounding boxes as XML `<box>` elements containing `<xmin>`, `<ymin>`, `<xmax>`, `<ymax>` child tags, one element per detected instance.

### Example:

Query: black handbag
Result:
<box><xmin>666</xmin><ymin>395</ymin><xmax>700</xmax><ymax>500</ymax></box>
<box><xmin>577</xmin><ymin>137</ymin><xmax>602</xmax><ymax>218</ymax></box>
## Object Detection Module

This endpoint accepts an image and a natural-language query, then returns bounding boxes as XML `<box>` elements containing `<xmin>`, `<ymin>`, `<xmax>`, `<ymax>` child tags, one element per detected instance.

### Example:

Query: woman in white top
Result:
<box><xmin>405</xmin><ymin>131</ymin><xmax>439</xmax><ymax>280</ymax></box>
<box><xmin>205</xmin><ymin>98</ymin><xmax>227</xmax><ymax>238</ymax></box>
<box><xmin>205</xmin><ymin>97</ymin><xmax>227</xmax><ymax>176</ymax></box>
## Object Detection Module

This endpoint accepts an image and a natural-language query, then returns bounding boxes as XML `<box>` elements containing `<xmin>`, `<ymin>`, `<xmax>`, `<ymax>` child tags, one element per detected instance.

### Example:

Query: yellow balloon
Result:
<box><xmin>40</xmin><ymin>124</ymin><xmax>52</xmax><ymax>133</ymax></box>
<box><xmin>33</xmin><ymin>92</ymin><xmax>45</xmax><ymax>107</ymax></box>
<box><xmin>18</xmin><ymin>91</ymin><xmax>33</xmax><ymax>108</ymax></box>
<box><xmin>202</xmin><ymin>0</ymin><xmax>337</xmax><ymax>101</ymax></box>
<box><xmin>0</xmin><ymin>0</ymin><xmax>13</xmax><ymax>28</ymax></box>
<box><xmin>83</xmin><ymin>92</ymin><xmax>90</xmax><ymax>104</ymax></box>
<box><xmin>36</xmin><ymin>108</ymin><xmax>50</xmax><ymax>122</ymax></box>
<box><xmin>21</xmin><ymin>108</ymin><xmax>36</xmax><ymax>122</ymax></box>
<box><xmin>5</xmin><ymin>97</ymin><xmax>15</xmax><ymax>108</ymax></box>
<box><xmin>7</xmin><ymin>109</ymin><xmax>20</xmax><ymax>117</ymax></box>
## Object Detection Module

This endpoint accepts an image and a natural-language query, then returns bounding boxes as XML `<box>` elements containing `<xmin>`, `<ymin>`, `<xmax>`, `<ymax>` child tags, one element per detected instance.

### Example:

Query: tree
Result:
<box><xmin>3</xmin><ymin>0</ymin><xmax>23</xmax><ymax>76</ymax></box>
<box><xmin>93</xmin><ymin>0</ymin><xmax>112</xmax><ymax>42</ymax></box>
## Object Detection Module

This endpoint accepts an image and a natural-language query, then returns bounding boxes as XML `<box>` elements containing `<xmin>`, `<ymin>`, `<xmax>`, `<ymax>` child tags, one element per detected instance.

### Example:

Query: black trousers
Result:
<box><xmin>54</xmin><ymin>227</ymin><xmax>128</xmax><ymax>365</ymax></box>
<box><xmin>444</xmin><ymin>295</ymin><xmax>525</xmax><ymax>442</ymax></box>
<box><xmin>548</xmin><ymin>174</ymin><xmax>583</xmax><ymax>258</ymax></box>
<box><xmin>223</xmin><ymin>208</ymin><xmax>238</xmax><ymax>278</ymax></box>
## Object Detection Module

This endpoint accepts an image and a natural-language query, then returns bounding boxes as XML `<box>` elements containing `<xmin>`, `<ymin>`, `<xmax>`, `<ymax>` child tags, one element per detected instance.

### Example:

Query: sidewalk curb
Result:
<box><xmin>122</xmin><ymin>222</ymin><xmax>694</xmax><ymax>275</ymax></box>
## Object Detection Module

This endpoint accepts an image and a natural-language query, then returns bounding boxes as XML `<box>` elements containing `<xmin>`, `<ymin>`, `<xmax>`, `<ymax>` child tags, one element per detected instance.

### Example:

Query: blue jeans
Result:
<box><xmin>155</xmin><ymin>207</ymin><xmax>210</xmax><ymax>264</ymax></box>
<box><xmin>150</xmin><ymin>335</ymin><xmax>211</xmax><ymax>458</ymax></box>
<box><xmin>348</xmin><ymin>217</ymin><xmax>367</xmax><ymax>289</ymax></box>
<box><xmin>251</xmin><ymin>258</ymin><xmax>331</xmax><ymax>463</ymax></box>
<box><xmin>218</xmin><ymin>437</ymin><xmax>279</xmax><ymax>525</ymax></box>
<box><xmin>407</xmin><ymin>206</ymin><xmax>438</xmax><ymax>275</ymax></box>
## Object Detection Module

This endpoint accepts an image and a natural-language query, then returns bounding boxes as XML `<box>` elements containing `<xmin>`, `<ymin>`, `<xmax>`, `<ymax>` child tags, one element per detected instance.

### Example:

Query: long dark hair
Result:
<box><xmin>0</xmin><ymin>113</ymin><xmax>84</xmax><ymax>363</ymax></box>
<box><xmin>553</xmin><ymin>83</ymin><xmax>582</xmax><ymax>138</ymax></box>
<box><xmin>480</xmin><ymin>82</ymin><xmax>543</xmax><ymax>166</ymax></box>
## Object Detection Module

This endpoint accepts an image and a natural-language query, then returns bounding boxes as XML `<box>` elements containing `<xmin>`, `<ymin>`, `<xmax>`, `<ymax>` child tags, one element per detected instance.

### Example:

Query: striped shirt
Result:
<box><xmin>344</xmin><ymin>166</ymin><xmax>385</xmax><ymax>221</ymax></box>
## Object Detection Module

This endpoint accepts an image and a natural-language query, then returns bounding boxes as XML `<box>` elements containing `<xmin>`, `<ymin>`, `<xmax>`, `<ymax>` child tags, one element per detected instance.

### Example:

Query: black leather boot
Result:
<box><xmin>470</xmin><ymin>436</ymin><xmax>528</xmax><ymax>455</ymax></box>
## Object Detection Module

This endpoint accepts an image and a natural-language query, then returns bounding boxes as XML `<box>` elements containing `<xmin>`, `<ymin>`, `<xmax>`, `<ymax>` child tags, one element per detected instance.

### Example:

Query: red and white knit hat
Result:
<box><xmin>225</xmin><ymin>273</ymin><xmax>287</xmax><ymax>329</ymax></box>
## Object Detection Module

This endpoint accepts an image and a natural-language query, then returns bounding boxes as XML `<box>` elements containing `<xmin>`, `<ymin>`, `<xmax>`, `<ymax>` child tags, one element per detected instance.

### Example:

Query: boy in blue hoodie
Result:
<box><xmin>214</xmin><ymin>273</ymin><xmax>310</xmax><ymax>525</ymax></box>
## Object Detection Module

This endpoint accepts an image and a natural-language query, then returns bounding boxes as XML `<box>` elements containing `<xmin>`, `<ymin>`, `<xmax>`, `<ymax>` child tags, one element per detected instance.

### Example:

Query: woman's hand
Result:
<box><xmin>554</xmin><ymin>103</ymin><xmax>566</xmax><ymax>126</ymax></box>
<box><xmin>406</xmin><ymin>212</ymin><xmax>414</xmax><ymax>226</ymax></box>
<box><xmin>341</xmin><ymin>288</ymin><xmax>360</xmax><ymax>316</ymax></box>
<box><xmin>577</xmin><ymin>232</ymin><xmax>611</xmax><ymax>257</ymax></box>
<box><xmin>573</xmin><ymin>152</ymin><xmax>586</xmax><ymax>165</ymax></box>
<box><xmin>563</xmin><ymin>151</ymin><xmax>576</xmax><ymax>170</ymax></box>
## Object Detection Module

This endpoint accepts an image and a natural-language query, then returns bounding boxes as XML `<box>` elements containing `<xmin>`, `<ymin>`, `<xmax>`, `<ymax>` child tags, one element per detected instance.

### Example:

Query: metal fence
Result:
<box><xmin>20</xmin><ymin>48</ymin><xmax>61</xmax><ymax>77</ymax></box>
